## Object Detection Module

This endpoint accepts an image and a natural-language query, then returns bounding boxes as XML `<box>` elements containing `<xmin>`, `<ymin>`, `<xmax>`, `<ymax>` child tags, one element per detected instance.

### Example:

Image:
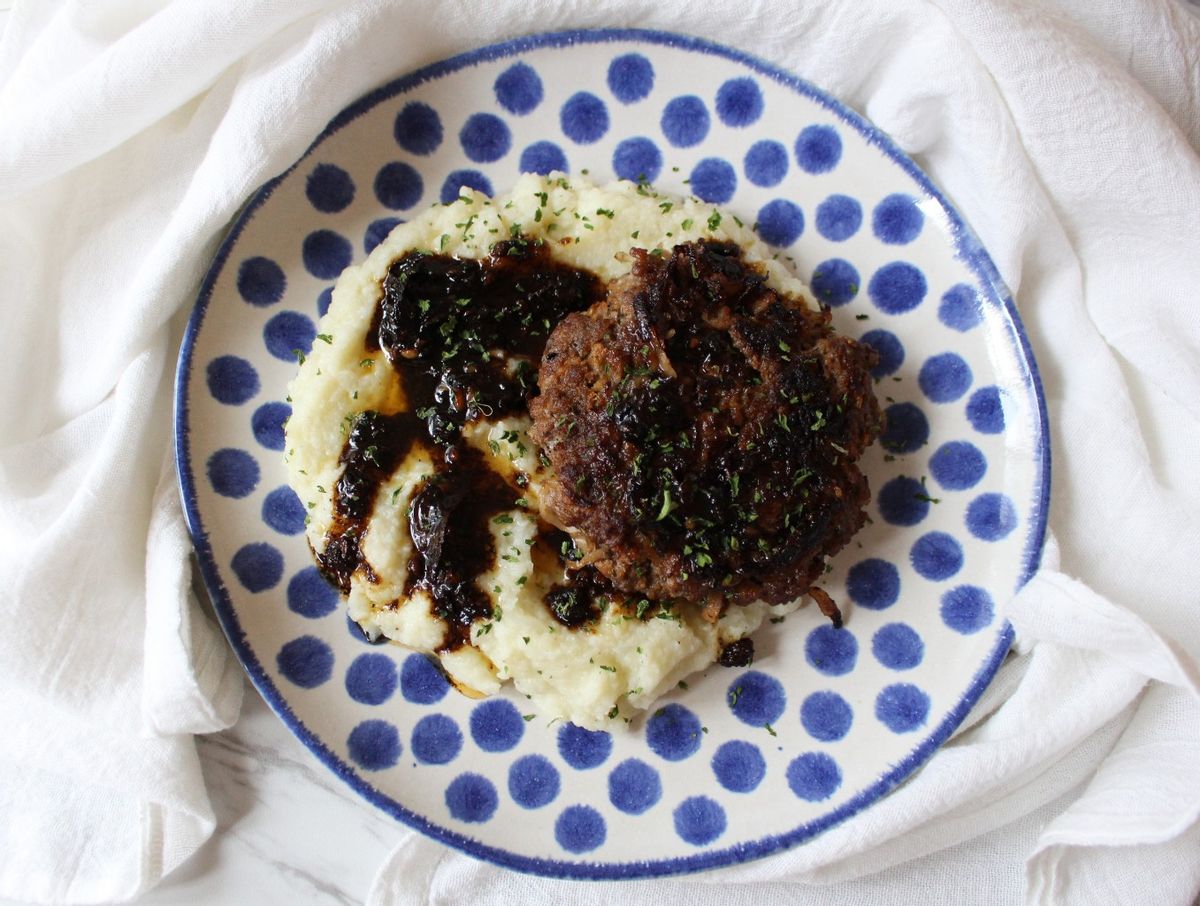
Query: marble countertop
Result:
<box><xmin>141</xmin><ymin>683</ymin><xmax>401</xmax><ymax>905</ymax></box>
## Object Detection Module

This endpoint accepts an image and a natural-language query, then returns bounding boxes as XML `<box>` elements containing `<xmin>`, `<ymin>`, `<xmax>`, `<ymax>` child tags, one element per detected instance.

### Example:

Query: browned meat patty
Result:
<box><xmin>529</xmin><ymin>240</ymin><xmax>882</xmax><ymax>615</ymax></box>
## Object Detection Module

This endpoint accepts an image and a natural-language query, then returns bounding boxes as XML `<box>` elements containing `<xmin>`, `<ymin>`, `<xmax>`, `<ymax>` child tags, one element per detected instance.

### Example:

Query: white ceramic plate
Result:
<box><xmin>176</xmin><ymin>29</ymin><xmax>1049</xmax><ymax>878</ymax></box>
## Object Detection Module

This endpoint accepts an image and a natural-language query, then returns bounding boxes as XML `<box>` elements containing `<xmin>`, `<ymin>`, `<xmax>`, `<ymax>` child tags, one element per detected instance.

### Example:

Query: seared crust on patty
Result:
<box><xmin>529</xmin><ymin>240</ymin><xmax>882</xmax><ymax>613</ymax></box>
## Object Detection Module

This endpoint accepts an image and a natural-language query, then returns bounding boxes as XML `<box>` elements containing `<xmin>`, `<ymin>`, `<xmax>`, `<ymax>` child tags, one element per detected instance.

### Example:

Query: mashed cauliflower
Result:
<box><xmin>285</xmin><ymin>173</ymin><xmax>819</xmax><ymax>728</ymax></box>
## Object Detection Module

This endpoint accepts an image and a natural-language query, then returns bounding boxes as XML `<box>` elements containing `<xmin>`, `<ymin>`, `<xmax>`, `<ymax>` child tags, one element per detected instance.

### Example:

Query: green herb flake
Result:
<box><xmin>656</xmin><ymin>488</ymin><xmax>675</xmax><ymax>521</ymax></box>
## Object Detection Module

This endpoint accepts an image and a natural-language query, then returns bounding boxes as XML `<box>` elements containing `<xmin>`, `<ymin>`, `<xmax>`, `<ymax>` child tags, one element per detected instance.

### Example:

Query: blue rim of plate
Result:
<box><xmin>175</xmin><ymin>27</ymin><xmax>1050</xmax><ymax>880</ymax></box>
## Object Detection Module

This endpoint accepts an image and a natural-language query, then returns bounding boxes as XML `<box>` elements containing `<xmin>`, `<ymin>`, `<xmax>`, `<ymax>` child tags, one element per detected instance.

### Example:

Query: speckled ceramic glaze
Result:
<box><xmin>175</xmin><ymin>29</ymin><xmax>1049</xmax><ymax>879</ymax></box>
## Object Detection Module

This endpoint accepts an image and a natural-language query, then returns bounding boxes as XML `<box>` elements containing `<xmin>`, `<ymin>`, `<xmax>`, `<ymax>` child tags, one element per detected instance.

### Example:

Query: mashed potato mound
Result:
<box><xmin>284</xmin><ymin>173</ymin><xmax>831</xmax><ymax>729</ymax></box>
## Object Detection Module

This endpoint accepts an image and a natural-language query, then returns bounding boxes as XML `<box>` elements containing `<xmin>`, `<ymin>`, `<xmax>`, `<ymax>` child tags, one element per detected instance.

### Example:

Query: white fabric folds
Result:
<box><xmin>0</xmin><ymin>1</ymin><xmax>1197</xmax><ymax>903</ymax></box>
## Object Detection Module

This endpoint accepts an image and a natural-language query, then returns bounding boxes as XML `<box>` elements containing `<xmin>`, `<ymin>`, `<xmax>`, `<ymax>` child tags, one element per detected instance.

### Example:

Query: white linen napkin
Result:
<box><xmin>1</xmin><ymin>0</ymin><xmax>1197</xmax><ymax>904</ymax></box>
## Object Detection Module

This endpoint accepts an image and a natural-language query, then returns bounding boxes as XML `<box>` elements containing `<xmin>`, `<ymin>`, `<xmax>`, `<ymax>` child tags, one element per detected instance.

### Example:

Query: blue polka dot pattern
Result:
<box><xmin>872</xmin><ymin>623</ymin><xmax>925</xmax><ymax>671</ymax></box>
<box><xmin>440</xmin><ymin>169</ymin><xmax>493</xmax><ymax>203</ymax></box>
<box><xmin>394</xmin><ymin>101</ymin><xmax>442</xmax><ymax>155</ymax></box>
<box><xmin>674</xmin><ymin>796</ymin><xmax>726</xmax><ymax>846</ymax></box>
<box><xmin>872</xmin><ymin>194</ymin><xmax>924</xmax><ymax>244</ymax></box>
<box><xmin>459</xmin><ymin>113</ymin><xmax>512</xmax><ymax>163</ymax></box>
<box><xmin>364</xmin><ymin>217</ymin><xmax>402</xmax><ymax>254</ymax></box>
<box><xmin>301</xmin><ymin>230</ymin><xmax>352</xmax><ymax>280</ymax></box>
<box><xmin>261</xmin><ymin>485</ymin><xmax>305</xmax><ymax>535</ymax></box>
<box><xmin>345</xmin><ymin>653</ymin><xmax>398</xmax><ymax>705</ymax></box>
<box><xmin>347</xmin><ymin>719</ymin><xmax>401</xmax><ymax>770</ymax></box>
<box><xmin>374</xmin><ymin>162</ymin><xmax>423</xmax><ymax>210</ymax></box>
<box><xmin>305</xmin><ymin>163</ymin><xmax>354</xmax><ymax>214</ymax></box>
<box><xmin>711</xmin><ymin>740</ymin><xmax>766</xmax><ymax>792</ymax></box>
<box><xmin>445</xmin><ymin>773</ymin><xmax>498</xmax><ymax>823</ymax></box>
<box><xmin>277</xmin><ymin>635</ymin><xmax>333</xmax><ymax>689</ymax></box>
<box><xmin>756</xmin><ymin>199</ymin><xmax>804</xmax><ymax>247</ymax></box>
<box><xmin>237</xmin><ymin>256</ymin><xmax>286</xmax><ymax>307</ymax></box>
<box><xmin>810</xmin><ymin>258</ymin><xmax>859</xmax><ymax>306</ymax></box>
<box><xmin>557</xmin><ymin>723</ymin><xmax>613</xmax><ymax>770</ymax></box>
<box><xmin>207</xmin><ymin>355</ymin><xmax>259</xmax><ymax>405</ymax></box>
<box><xmin>877</xmin><ymin>476</ymin><xmax>931</xmax><ymax>527</ymax></box>
<box><xmin>800</xmin><ymin>691</ymin><xmax>853</xmax><ymax>742</ymax></box>
<box><xmin>805</xmin><ymin>625</ymin><xmax>858</xmax><ymax>676</ymax></box>
<box><xmin>519</xmin><ymin>141</ymin><xmax>568</xmax><ymax>176</ymax></box>
<box><xmin>316</xmin><ymin>286</ymin><xmax>333</xmax><ymax>317</ymax></box>
<box><xmin>608</xmin><ymin>758</ymin><xmax>662</xmax><ymax>814</ymax></box>
<box><xmin>555</xmin><ymin>805</ymin><xmax>606</xmax><ymax>853</ymax></box>
<box><xmin>910</xmin><ymin>531</ymin><xmax>964</xmax><ymax>580</ymax></box>
<box><xmin>966</xmin><ymin>493</ymin><xmax>1018</xmax><ymax>541</ymax></box>
<box><xmin>815</xmin><ymin>194</ymin><xmax>863</xmax><ymax>242</ymax></box>
<box><xmin>967</xmin><ymin>386</ymin><xmax>1005</xmax><ymax>434</ymax></box>
<box><xmin>412</xmin><ymin>714</ymin><xmax>463</xmax><ymax>765</ymax></box>
<box><xmin>508</xmin><ymin>754</ymin><xmax>560</xmax><ymax>809</ymax></box>
<box><xmin>846</xmin><ymin>559</ymin><xmax>900</xmax><ymax>610</ymax></box>
<box><xmin>661</xmin><ymin>95</ymin><xmax>709</xmax><ymax>147</ymax></box>
<box><xmin>645</xmin><ymin>704</ymin><xmax>703</xmax><ymax>762</ymax></box>
<box><xmin>939</xmin><ymin>283</ymin><xmax>983</xmax><ymax>331</ymax></box>
<box><xmin>612</xmin><ymin>137</ymin><xmax>662</xmax><ymax>183</ymax></box>
<box><xmin>743</xmin><ymin>140</ymin><xmax>788</xmax><ymax>187</ymax></box>
<box><xmin>881</xmin><ymin>402</ymin><xmax>930</xmax><ymax>454</ymax></box>
<box><xmin>787</xmin><ymin>752</ymin><xmax>842</xmax><ymax>801</ymax></box>
<box><xmin>929</xmin><ymin>441</ymin><xmax>987</xmax><ymax>490</ymax></box>
<box><xmin>287</xmin><ymin>566</ymin><xmax>339</xmax><ymax>619</ymax></box>
<box><xmin>690</xmin><ymin>158</ymin><xmax>737</xmax><ymax>203</ymax></box>
<box><xmin>607</xmin><ymin>53</ymin><xmax>655</xmax><ymax>103</ymax></box>
<box><xmin>875</xmin><ymin>683</ymin><xmax>930</xmax><ymax>733</ymax></box>
<box><xmin>715</xmin><ymin>77</ymin><xmax>763</xmax><ymax>126</ymax></box>
<box><xmin>560</xmin><ymin>92</ymin><xmax>609</xmax><ymax>144</ymax></box>
<box><xmin>400</xmin><ymin>653</ymin><xmax>449</xmax><ymax>705</ymax></box>
<box><xmin>207</xmin><ymin>448</ymin><xmax>259</xmax><ymax>499</ymax></box>
<box><xmin>231</xmin><ymin>542</ymin><xmax>283</xmax><ymax>592</ymax></box>
<box><xmin>795</xmin><ymin>125</ymin><xmax>842</xmax><ymax>174</ymax></box>
<box><xmin>728</xmin><ymin>671</ymin><xmax>786</xmax><ymax>728</ymax></box>
<box><xmin>469</xmin><ymin>699</ymin><xmax>524</xmax><ymax>753</ymax></box>
<box><xmin>263</xmin><ymin>310</ymin><xmax>316</xmax><ymax>363</ymax></box>
<box><xmin>494</xmin><ymin>62</ymin><xmax>543</xmax><ymax>115</ymax></box>
<box><xmin>919</xmin><ymin>352</ymin><xmax>973</xmax><ymax>403</ymax></box>
<box><xmin>941</xmin><ymin>585</ymin><xmax>995</xmax><ymax>634</ymax></box>
<box><xmin>869</xmin><ymin>261</ymin><xmax>927</xmax><ymax>314</ymax></box>
<box><xmin>860</xmin><ymin>329</ymin><xmax>904</xmax><ymax>378</ymax></box>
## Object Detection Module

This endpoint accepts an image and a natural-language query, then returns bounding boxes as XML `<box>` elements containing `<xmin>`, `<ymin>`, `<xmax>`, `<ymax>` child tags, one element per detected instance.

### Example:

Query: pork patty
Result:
<box><xmin>529</xmin><ymin>240</ymin><xmax>882</xmax><ymax>615</ymax></box>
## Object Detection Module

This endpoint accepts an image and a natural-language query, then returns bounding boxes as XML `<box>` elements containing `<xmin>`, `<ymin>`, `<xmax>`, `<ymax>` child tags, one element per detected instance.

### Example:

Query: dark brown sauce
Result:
<box><xmin>373</xmin><ymin>238</ymin><xmax>604</xmax><ymax>448</ymax></box>
<box><xmin>322</xmin><ymin>238</ymin><xmax>605</xmax><ymax>649</ymax></box>
<box><xmin>718</xmin><ymin>638</ymin><xmax>755</xmax><ymax>667</ymax></box>
<box><xmin>315</xmin><ymin>409</ymin><xmax>424</xmax><ymax>593</ymax></box>
<box><xmin>405</xmin><ymin>444</ymin><xmax>515</xmax><ymax>650</ymax></box>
